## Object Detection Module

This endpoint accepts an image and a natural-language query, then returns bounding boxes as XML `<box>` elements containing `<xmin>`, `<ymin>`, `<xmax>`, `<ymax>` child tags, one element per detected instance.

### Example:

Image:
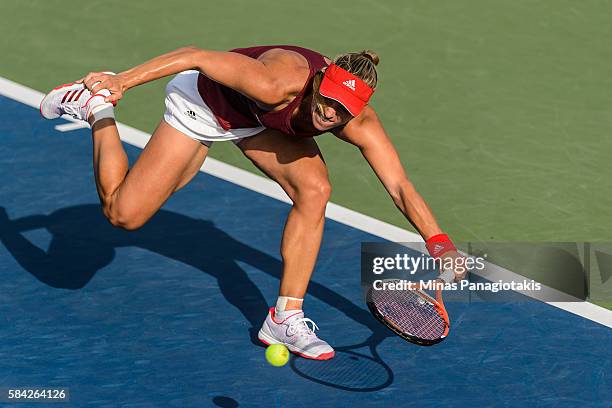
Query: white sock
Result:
<box><xmin>275</xmin><ymin>296</ymin><xmax>303</xmax><ymax>314</ymax></box>
<box><xmin>88</xmin><ymin>103</ymin><xmax>115</xmax><ymax>127</ymax></box>
<box><xmin>86</xmin><ymin>81</ymin><xmax>115</xmax><ymax>127</ymax></box>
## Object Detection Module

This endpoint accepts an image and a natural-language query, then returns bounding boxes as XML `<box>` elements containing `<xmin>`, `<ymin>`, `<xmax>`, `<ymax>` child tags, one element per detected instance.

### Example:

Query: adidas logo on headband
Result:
<box><xmin>319</xmin><ymin>64</ymin><xmax>374</xmax><ymax>116</ymax></box>
<box><xmin>342</xmin><ymin>79</ymin><xmax>356</xmax><ymax>91</ymax></box>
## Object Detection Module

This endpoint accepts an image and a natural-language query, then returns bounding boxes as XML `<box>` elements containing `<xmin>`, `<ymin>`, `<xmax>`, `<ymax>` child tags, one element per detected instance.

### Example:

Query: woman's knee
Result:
<box><xmin>292</xmin><ymin>178</ymin><xmax>332</xmax><ymax>212</ymax></box>
<box><xmin>103</xmin><ymin>199</ymin><xmax>149</xmax><ymax>231</ymax></box>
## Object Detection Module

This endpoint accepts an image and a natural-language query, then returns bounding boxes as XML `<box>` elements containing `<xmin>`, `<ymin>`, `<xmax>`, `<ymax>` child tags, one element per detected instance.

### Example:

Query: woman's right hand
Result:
<box><xmin>77</xmin><ymin>72</ymin><xmax>128</xmax><ymax>104</ymax></box>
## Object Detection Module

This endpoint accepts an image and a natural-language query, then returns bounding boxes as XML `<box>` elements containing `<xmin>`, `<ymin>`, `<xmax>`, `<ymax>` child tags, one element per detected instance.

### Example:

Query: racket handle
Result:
<box><xmin>438</xmin><ymin>268</ymin><xmax>455</xmax><ymax>284</ymax></box>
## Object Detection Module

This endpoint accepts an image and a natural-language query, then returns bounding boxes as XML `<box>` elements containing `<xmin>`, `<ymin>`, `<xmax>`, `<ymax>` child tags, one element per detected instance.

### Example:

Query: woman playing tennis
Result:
<box><xmin>40</xmin><ymin>45</ymin><xmax>461</xmax><ymax>360</ymax></box>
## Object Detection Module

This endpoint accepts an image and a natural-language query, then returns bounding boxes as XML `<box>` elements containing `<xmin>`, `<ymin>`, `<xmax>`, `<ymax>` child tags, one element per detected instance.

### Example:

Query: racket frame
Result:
<box><xmin>366</xmin><ymin>279</ymin><xmax>450</xmax><ymax>346</ymax></box>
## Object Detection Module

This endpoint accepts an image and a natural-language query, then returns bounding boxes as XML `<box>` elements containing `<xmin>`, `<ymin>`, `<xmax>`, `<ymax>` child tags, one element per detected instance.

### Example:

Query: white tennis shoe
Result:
<box><xmin>258</xmin><ymin>308</ymin><xmax>335</xmax><ymax>360</ymax></box>
<box><xmin>40</xmin><ymin>82</ymin><xmax>113</xmax><ymax>122</ymax></box>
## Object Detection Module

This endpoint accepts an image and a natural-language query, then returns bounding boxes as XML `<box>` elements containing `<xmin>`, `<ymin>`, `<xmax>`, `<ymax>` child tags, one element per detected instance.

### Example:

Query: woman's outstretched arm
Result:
<box><xmin>333</xmin><ymin>107</ymin><xmax>465</xmax><ymax>280</ymax></box>
<box><xmin>333</xmin><ymin>106</ymin><xmax>444</xmax><ymax>239</ymax></box>
<box><xmin>79</xmin><ymin>47</ymin><xmax>290</xmax><ymax>105</ymax></box>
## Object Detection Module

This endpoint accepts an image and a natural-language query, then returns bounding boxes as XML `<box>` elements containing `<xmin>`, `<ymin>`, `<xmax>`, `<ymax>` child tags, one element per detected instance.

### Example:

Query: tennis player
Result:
<box><xmin>40</xmin><ymin>45</ymin><xmax>461</xmax><ymax>360</ymax></box>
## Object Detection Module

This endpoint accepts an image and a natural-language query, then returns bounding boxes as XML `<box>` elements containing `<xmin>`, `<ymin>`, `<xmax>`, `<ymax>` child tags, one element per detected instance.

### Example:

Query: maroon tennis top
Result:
<box><xmin>197</xmin><ymin>45</ymin><xmax>329</xmax><ymax>137</ymax></box>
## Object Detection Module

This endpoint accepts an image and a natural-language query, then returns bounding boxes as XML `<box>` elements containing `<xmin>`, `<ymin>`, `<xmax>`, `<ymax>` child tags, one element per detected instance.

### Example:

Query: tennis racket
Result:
<box><xmin>366</xmin><ymin>278</ymin><xmax>450</xmax><ymax>346</ymax></box>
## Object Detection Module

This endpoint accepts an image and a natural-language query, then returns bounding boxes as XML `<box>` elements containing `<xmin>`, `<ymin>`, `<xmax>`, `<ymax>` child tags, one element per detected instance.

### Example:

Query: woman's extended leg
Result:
<box><xmin>239</xmin><ymin>129</ymin><xmax>335</xmax><ymax>359</ymax></box>
<box><xmin>92</xmin><ymin>119</ymin><xmax>208</xmax><ymax>230</ymax></box>
<box><xmin>238</xmin><ymin>129</ymin><xmax>331</xmax><ymax>302</ymax></box>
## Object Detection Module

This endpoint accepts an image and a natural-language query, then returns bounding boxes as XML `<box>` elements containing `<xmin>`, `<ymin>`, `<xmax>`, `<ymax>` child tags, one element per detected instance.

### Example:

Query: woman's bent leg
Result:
<box><xmin>238</xmin><ymin>130</ymin><xmax>331</xmax><ymax>305</ymax></box>
<box><xmin>241</xmin><ymin>129</ymin><xmax>336</xmax><ymax>359</ymax></box>
<box><xmin>92</xmin><ymin>119</ymin><xmax>208</xmax><ymax>230</ymax></box>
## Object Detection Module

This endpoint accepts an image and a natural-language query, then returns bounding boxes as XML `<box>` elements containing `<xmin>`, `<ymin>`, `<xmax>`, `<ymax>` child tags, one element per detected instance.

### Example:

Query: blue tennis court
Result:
<box><xmin>0</xmin><ymin>93</ymin><xmax>610</xmax><ymax>407</ymax></box>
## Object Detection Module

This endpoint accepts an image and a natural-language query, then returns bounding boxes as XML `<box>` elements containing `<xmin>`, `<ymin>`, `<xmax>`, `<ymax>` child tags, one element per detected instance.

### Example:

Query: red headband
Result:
<box><xmin>319</xmin><ymin>64</ymin><xmax>374</xmax><ymax>116</ymax></box>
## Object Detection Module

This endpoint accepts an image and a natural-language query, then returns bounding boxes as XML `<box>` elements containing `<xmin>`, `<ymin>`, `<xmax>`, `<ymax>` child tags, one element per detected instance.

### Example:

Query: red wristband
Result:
<box><xmin>425</xmin><ymin>233</ymin><xmax>456</xmax><ymax>258</ymax></box>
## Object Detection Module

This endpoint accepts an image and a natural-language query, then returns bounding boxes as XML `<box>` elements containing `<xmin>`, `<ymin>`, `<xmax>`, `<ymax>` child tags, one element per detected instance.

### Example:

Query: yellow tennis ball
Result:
<box><xmin>265</xmin><ymin>344</ymin><xmax>289</xmax><ymax>367</ymax></box>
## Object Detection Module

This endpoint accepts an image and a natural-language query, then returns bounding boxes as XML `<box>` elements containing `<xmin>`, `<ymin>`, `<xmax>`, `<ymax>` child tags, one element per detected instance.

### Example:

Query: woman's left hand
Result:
<box><xmin>77</xmin><ymin>72</ymin><xmax>128</xmax><ymax>104</ymax></box>
<box><xmin>440</xmin><ymin>250</ymin><xmax>469</xmax><ymax>282</ymax></box>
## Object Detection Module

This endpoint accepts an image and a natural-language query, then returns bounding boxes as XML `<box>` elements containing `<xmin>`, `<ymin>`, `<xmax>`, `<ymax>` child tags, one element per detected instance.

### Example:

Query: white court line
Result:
<box><xmin>1</xmin><ymin>75</ymin><xmax>610</xmax><ymax>328</ymax></box>
<box><xmin>55</xmin><ymin>121</ymin><xmax>90</xmax><ymax>132</ymax></box>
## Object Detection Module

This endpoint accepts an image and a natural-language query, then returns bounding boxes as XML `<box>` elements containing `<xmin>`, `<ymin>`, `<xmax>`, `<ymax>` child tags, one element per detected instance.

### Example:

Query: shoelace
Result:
<box><xmin>287</xmin><ymin>317</ymin><xmax>319</xmax><ymax>337</ymax></box>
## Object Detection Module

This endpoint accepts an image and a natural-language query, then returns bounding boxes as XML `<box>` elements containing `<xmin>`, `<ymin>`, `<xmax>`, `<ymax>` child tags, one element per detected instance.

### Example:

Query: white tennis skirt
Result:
<box><xmin>163</xmin><ymin>70</ymin><xmax>265</xmax><ymax>146</ymax></box>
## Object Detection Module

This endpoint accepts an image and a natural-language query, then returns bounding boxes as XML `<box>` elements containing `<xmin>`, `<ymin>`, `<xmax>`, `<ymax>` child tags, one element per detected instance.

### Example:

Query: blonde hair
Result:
<box><xmin>312</xmin><ymin>50</ymin><xmax>379</xmax><ymax>116</ymax></box>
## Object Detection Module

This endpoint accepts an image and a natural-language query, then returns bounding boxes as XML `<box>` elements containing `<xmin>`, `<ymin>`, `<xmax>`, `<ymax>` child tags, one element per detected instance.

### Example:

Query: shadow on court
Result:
<box><xmin>0</xmin><ymin>204</ymin><xmax>394</xmax><ymax>391</ymax></box>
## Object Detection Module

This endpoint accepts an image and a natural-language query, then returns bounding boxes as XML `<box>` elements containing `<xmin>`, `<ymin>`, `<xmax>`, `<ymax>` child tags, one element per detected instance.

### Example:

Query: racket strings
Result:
<box><xmin>371</xmin><ymin>289</ymin><xmax>446</xmax><ymax>340</ymax></box>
